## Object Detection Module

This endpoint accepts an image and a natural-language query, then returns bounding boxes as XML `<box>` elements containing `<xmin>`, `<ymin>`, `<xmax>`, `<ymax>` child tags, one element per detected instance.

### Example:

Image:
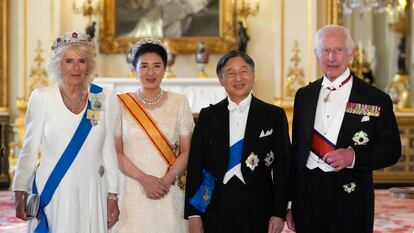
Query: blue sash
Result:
<box><xmin>33</xmin><ymin>84</ymin><xmax>102</xmax><ymax>233</ymax></box>
<box><xmin>226</xmin><ymin>139</ymin><xmax>244</xmax><ymax>171</ymax></box>
<box><xmin>189</xmin><ymin>169</ymin><xmax>217</xmax><ymax>213</ymax></box>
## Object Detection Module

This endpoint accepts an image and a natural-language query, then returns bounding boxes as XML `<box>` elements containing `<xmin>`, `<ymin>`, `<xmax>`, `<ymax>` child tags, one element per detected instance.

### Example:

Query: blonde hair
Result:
<box><xmin>46</xmin><ymin>44</ymin><xmax>96</xmax><ymax>87</ymax></box>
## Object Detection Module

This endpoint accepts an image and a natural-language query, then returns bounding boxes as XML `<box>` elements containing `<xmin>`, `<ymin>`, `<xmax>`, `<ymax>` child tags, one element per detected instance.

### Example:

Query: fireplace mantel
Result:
<box><xmin>94</xmin><ymin>77</ymin><xmax>226</xmax><ymax>113</ymax></box>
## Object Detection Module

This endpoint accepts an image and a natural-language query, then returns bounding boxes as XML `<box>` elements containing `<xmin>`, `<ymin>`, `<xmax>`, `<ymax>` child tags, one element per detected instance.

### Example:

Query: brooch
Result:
<box><xmin>342</xmin><ymin>182</ymin><xmax>356</xmax><ymax>194</ymax></box>
<box><xmin>245</xmin><ymin>152</ymin><xmax>259</xmax><ymax>171</ymax></box>
<box><xmin>352</xmin><ymin>131</ymin><xmax>369</xmax><ymax>145</ymax></box>
<box><xmin>264</xmin><ymin>150</ymin><xmax>275</xmax><ymax>167</ymax></box>
<box><xmin>87</xmin><ymin>92</ymin><xmax>105</xmax><ymax>126</ymax></box>
<box><xmin>98</xmin><ymin>165</ymin><xmax>105</xmax><ymax>177</ymax></box>
<box><xmin>345</xmin><ymin>102</ymin><xmax>380</xmax><ymax>117</ymax></box>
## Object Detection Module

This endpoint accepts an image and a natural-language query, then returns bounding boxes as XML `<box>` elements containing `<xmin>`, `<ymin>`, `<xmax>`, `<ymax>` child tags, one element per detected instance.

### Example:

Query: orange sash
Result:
<box><xmin>117</xmin><ymin>93</ymin><xmax>177</xmax><ymax>166</ymax></box>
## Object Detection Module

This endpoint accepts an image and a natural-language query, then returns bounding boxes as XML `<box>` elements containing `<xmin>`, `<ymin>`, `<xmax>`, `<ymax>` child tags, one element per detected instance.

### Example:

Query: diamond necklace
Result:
<box><xmin>135</xmin><ymin>88</ymin><xmax>164</xmax><ymax>105</ymax></box>
<box><xmin>60</xmin><ymin>86</ymin><xmax>84</xmax><ymax>113</ymax></box>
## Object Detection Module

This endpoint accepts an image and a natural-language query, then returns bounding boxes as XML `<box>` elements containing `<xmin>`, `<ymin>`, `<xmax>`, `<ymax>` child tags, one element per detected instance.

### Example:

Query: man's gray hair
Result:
<box><xmin>314</xmin><ymin>24</ymin><xmax>354</xmax><ymax>54</ymax></box>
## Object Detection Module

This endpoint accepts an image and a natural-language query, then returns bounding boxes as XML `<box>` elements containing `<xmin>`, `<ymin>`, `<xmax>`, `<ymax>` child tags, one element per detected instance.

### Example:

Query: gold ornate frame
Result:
<box><xmin>0</xmin><ymin>0</ymin><xmax>8</xmax><ymax>113</ymax></box>
<box><xmin>326</xmin><ymin>0</ymin><xmax>338</xmax><ymax>24</ymax></box>
<box><xmin>99</xmin><ymin>0</ymin><xmax>237</xmax><ymax>54</ymax></box>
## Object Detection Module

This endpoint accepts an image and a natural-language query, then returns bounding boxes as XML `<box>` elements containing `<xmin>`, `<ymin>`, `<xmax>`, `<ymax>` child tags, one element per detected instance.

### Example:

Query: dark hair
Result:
<box><xmin>132</xmin><ymin>43</ymin><xmax>168</xmax><ymax>69</ymax></box>
<box><xmin>216</xmin><ymin>50</ymin><xmax>255</xmax><ymax>76</ymax></box>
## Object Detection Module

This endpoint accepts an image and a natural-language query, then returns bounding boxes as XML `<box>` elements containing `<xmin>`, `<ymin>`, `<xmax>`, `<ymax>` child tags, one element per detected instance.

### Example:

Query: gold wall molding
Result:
<box><xmin>28</xmin><ymin>40</ymin><xmax>49</xmax><ymax>94</ymax></box>
<box><xmin>374</xmin><ymin>113</ymin><xmax>414</xmax><ymax>183</ymax></box>
<box><xmin>306</xmin><ymin>0</ymin><xmax>313</xmax><ymax>83</ymax></box>
<box><xmin>286</xmin><ymin>40</ymin><xmax>305</xmax><ymax>98</ymax></box>
<box><xmin>0</xmin><ymin>0</ymin><xmax>8</xmax><ymax>113</ymax></box>
<box><xmin>275</xmin><ymin>0</ymin><xmax>313</xmax><ymax>108</ymax></box>
<box><xmin>276</xmin><ymin>0</ymin><xmax>285</xmax><ymax>105</ymax></box>
<box><xmin>23</xmin><ymin>0</ymin><xmax>27</xmax><ymax>99</ymax></box>
<box><xmin>9</xmin><ymin>39</ymin><xmax>49</xmax><ymax>172</ymax></box>
<box><xmin>326</xmin><ymin>0</ymin><xmax>338</xmax><ymax>24</ymax></box>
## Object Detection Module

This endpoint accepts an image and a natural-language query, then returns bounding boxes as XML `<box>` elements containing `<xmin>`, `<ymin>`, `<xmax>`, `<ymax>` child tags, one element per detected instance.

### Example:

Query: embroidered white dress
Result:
<box><xmin>12</xmin><ymin>84</ymin><xmax>119</xmax><ymax>233</ymax></box>
<box><xmin>113</xmin><ymin>92</ymin><xmax>194</xmax><ymax>233</ymax></box>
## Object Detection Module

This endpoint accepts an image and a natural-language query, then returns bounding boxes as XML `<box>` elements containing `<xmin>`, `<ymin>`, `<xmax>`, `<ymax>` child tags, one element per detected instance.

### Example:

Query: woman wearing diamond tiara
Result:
<box><xmin>113</xmin><ymin>38</ymin><xmax>194</xmax><ymax>233</ymax></box>
<box><xmin>12</xmin><ymin>31</ymin><xmax>120</xmax><ymax>232</ymax></box>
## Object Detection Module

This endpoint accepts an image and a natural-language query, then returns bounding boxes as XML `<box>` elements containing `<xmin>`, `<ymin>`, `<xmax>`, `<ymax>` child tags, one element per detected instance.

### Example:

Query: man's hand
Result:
<box><xmin>188</xmin><ymin>217</ymin><xmax>204</xmax><ymax>233</ymax></box>
<box><xmin>268</xmin><ymin>216</ymin><xmax>284</xmax><ymax>233</ymax></box>
<box><xmin>107</xmin><ymin>195</ymin><xmax>120</xmax><ymax>229</ymax></box>
<box><xmin>286</xmin><ymin>209</ymin><xmax>296</xmax><ymax>232</ymax></box>
<box><xmin>324</xmin><ymin>148</ymin><xmax>354</xmax><ymax>172</ymax></box>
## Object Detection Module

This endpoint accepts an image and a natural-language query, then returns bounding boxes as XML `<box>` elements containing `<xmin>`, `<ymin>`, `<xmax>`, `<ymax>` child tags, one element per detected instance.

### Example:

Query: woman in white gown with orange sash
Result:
<box><xmin>113</xmin><ymin>38</ymin><xmax>195</xmax><ymax>233</ymax></box>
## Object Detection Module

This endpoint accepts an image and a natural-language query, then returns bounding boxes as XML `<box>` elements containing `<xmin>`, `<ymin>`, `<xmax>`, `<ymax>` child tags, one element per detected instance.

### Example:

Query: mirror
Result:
<box><xmin>330</xmin><ymin>0</ymin><xmax>413</xmax><ymax>108</ymax></box>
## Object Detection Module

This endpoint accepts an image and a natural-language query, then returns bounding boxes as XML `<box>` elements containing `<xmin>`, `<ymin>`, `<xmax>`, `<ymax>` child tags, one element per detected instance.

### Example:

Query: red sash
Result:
<box><xmin>117</xmin><ymin>93</ymin><xmax>177</xmax><ymax>166</ymax></box>
<box><xmin>310</xmin><ymin>129</ymin><xmax>336</xmax><ymax>159</ymax></box>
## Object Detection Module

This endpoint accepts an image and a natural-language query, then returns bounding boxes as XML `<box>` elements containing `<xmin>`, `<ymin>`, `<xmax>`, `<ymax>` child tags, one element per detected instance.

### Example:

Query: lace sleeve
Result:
<box><xmin>178</xmin><ymin>95</ymin><xmax>195</xmax><ymax>137</ymax></box>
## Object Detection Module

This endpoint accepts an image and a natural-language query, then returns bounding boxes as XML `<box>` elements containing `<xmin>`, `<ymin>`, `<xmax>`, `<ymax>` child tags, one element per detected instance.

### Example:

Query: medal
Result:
<box><xmin>323</xmin><ymin>74</ymin><xmax>352</xmax><ymax>104</ymax></box>
<box><xmin>245</xmin><ymin>152</ymin><xmax>259</xmax><ymax>171</ymax></box>
<box><xmin>323</xmin><ymin>91</ymin><xmax>332</xmax><ymax>103</ymax></box>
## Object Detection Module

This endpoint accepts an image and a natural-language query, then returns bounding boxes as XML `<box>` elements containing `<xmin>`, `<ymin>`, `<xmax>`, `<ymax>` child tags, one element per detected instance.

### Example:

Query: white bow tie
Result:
<box><xmin>228</xmin><ymin>102</ymin><xmax>249</xmax><ymax>113</ymax></box>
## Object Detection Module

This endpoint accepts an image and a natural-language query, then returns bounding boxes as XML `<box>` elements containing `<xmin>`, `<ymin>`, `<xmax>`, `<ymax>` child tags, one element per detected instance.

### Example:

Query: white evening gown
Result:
<box><xmin>113</xmin><ymin>92</ymin><xmax>194</xmax><ymax>233</ymax></box>
<box><xmin>12</xmin><ymin>84</ymin><xmax>119</xmax><ymax>233</ymax></box>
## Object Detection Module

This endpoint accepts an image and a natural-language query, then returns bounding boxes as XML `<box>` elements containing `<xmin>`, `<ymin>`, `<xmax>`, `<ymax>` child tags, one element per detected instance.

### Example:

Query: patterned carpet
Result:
<box><xmin>1</xmin><ymin>190</ymin><xmax>413</xmax><ymax>233</ymax></box>
<box><xmin>0</xmin><ymin>191</ymin><xmax>26</xmax><ymax>233</ymax></box>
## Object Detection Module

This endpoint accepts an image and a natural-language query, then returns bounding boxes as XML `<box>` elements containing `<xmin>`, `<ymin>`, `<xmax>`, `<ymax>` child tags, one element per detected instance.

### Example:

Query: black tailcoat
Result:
<box><xmin>185</xmin><ymin>95</ymin><xmax>291</xmax><ymax>233</ymax></box>
<box><xmin>290</xmin><ymin>76</ymin><xmax>401</xmax><ymax>233</ymax></box>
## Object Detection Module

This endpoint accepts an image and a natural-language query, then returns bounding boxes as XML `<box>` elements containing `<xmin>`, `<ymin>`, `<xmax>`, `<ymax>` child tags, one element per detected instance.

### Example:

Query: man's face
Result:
<box><xmin>219</xmin><ymin>56</ymin><xmax>255</xmax><ymax>104</ymax></box>
<box><xmin>315</xmin><ymin>30</ymin><xmax>354</xmax><ymax>81</ymax></box>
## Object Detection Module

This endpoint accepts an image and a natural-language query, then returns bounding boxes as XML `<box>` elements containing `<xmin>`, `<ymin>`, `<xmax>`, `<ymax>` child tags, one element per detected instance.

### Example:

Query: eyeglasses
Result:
<box><xmin>317</xmin><ymin>47</ymin><xmax>348</xmax><ymax>56</ymax></box>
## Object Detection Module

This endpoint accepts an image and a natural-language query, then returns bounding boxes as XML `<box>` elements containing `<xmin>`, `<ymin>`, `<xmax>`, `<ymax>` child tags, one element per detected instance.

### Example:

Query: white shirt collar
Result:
<box><xmin>322</xmin><ymin>68</ymin><xmax>351</xmax><ymax>90</ymax></box>
<box><xmin>227</xmin><ymin>93</ymin><xmax>252</xmax><ymax>113</ymax></box>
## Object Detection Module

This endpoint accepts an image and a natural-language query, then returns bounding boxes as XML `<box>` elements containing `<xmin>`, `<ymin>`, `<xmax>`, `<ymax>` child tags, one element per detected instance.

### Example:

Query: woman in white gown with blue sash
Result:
<box><xmin>12</xmin><ymin>31</ymin><xmax>120</xmax><ymax>233</ymax></box>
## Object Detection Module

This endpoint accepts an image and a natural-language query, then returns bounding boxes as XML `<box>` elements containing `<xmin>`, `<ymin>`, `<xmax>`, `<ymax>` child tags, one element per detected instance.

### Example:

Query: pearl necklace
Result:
<box><xmin>60</xmin><ymin>87</ymin><xmax>84</xmax><ymax>113</ymax></box>
<box><xmin>136</xmin><ymin>89</ymin><xmax>164</xmax><ymax>105</ymax></box>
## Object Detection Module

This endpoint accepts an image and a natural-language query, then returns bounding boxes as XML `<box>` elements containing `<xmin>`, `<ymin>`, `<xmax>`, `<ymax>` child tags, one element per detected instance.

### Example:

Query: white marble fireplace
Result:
<box><xmin>94</xmin><ymin>77</ymin><xmax>227</xmax><ymax>113</ymax></box>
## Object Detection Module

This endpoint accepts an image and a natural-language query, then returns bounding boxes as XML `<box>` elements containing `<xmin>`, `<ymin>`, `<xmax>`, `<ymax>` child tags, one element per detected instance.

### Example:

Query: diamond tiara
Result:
<box><xmin>51</xmin><ymin>31</ymin><xmax>94</xmax><ymax>52</ymax></box>
<box><xmin>130</xmin><ymin>38</ymin><xmax>165</xmax><ymax>58</ymax></box>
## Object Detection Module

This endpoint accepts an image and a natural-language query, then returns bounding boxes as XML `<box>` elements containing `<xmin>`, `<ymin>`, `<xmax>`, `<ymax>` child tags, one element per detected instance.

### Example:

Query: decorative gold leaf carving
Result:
<box><xmin>286</xmin><ymin>41</ymin><xmax>305</xmax><ymax>97</ymax></box>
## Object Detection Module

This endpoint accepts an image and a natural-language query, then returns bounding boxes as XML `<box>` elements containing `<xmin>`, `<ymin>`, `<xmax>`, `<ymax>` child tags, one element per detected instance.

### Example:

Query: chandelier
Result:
<box><xmin>341</xmin><ymin>0</ymin><xmax>407</xmax><ymax>15</ymax></box>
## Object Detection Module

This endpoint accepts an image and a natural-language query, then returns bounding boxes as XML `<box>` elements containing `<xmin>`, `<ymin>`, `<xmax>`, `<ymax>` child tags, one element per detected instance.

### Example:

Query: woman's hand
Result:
<box><xmin>14</xmin><ymin>191</ymin><xmax>31</xmax><ymax>221</ymax></box>
<box><xmin>160</xmin><ymin>167</ymin><xmax>176</xmax><ymax>189</ymax></box>
<box><xmin>140</xmin><ymin>174</ymin><xmax>169</xmax><ymax>199</ymax></box>
<box><xmin>107</xmin><ymin>194</ymin><xmax>120</xmax><ymax>229</ymax></box>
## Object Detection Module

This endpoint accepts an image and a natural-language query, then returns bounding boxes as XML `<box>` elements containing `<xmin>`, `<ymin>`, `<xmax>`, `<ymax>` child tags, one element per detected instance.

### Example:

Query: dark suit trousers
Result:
<box><xmin>202</xmin><ymin>177</ymin><xmax>270</xmax><ymax>233</ymax></box>
<box><xmin>292</xmin><ymin>168</ymin><xmax>366</xmax><ymax>233</ymax></box>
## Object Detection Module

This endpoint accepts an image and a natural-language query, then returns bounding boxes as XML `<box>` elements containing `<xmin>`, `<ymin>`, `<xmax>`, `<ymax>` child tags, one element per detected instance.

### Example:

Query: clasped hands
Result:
<box><xmin>140</xmin><ymin>173</ymin><xmax>175</xmax><ymax>199</ymax></box>
<box><xmin>323</xmin><ymin>147</ymin><xmax>354</xmax><ymax>172</ymax></box>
